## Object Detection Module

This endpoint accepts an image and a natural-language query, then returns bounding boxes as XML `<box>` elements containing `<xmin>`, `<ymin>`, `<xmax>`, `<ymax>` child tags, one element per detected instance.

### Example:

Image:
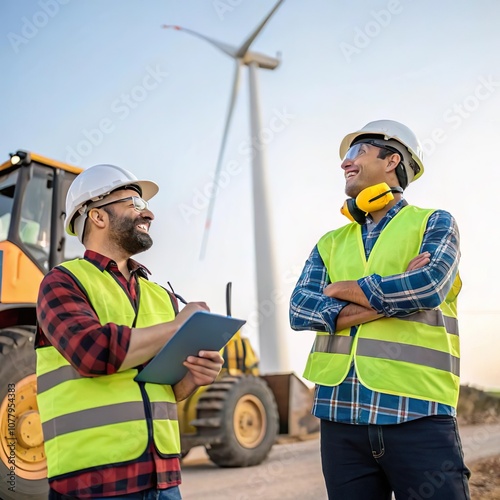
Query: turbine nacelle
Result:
<box><xmin>242</xmin><ymin>51</ymin><xmax>280</xmax><ymax>70</ymax></box>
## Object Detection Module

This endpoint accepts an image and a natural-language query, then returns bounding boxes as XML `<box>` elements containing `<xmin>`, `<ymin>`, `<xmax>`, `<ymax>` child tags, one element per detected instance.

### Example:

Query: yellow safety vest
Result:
<box><xmin>303</xmin><ymin>206</ymin><xmax>461</xmax><ymax>408</ymax></box>
<box><xmin>36</xmin><ymin>259</ymin><xmax>180</xmax><ymax>479</ymax></box>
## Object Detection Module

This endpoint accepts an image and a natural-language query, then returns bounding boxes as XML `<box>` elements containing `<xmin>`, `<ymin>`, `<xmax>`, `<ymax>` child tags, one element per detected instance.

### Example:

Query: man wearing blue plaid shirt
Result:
<box><xmin>290</xmin><ymin>119</ymin><xmax>470</xmax><ymax>499</ymax></box>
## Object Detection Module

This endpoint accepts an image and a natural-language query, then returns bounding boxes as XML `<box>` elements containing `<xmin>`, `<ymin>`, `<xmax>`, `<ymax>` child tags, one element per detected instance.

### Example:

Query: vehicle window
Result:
<box><xmin>0</xmin><ymin>169</ymin><xmax>18</xmax><ymax>241</ymax></box>
<box><xmin>19</xmin><ymin>167</ymin><xmax>52</xmax><ymax>269</ymax></box>
<box><xmin>61</xmin><ymin>175</ymin><xmax>84</xmax><ymax>260</ymax></box>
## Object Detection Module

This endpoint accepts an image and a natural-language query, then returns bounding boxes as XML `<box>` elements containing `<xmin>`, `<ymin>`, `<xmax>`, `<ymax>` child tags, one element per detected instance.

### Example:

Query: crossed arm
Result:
<box><xmin>323</xmin><ymin>252</ymin><xmax>431</xmax><ymax>331</ymax></box>
<box><xmin>290</xmin><ymin>211</ymin><xmax>459</xmax><ymax>334</ymax></box>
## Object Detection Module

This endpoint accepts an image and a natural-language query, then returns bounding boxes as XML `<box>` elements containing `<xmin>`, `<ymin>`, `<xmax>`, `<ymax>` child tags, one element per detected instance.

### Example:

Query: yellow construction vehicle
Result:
<box><xmin>0</xmin><ymin>151</ymin><xmax>317</xmax><ymax>500</ymax></box>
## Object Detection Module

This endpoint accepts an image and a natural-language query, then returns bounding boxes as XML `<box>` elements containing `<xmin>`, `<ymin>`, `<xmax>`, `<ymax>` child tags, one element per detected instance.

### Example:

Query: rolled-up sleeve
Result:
<box><xmin>358</xmin><ymin>210</ymin><xmax>460</xmax><ymax>316</ymax></box>
<box><xmin>36</xmin><ymin>268</ymin><xmax>132</xmax><ymax>376</ymax></box>
<box><xmin>290</xmin><ymin>246</ymin><xmax>348</xmax><ymax>333</ymax></box>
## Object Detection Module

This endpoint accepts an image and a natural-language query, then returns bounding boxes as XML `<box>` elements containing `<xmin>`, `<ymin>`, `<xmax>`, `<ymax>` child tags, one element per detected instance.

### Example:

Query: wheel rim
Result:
<box><xmin>233</xmin><ymin>394</ymin><xmax>267</xmax><ymax>448</ymax></box>
<box><xmin>0</xmin><ymin>374</ymin><xmax>47</xmax><ymax>480</ymax></box>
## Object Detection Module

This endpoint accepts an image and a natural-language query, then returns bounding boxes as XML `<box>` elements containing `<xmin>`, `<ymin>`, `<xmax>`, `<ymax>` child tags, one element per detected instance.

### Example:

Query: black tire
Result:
<box><xmin>196</xmin><ymin>375</ymin><xmax>279</xmax><ymax>467</ymax></box>
<box><xmin>0</xmin><ymin>327</ymin><xmax>49</xmax><ymax>500</ymax></box>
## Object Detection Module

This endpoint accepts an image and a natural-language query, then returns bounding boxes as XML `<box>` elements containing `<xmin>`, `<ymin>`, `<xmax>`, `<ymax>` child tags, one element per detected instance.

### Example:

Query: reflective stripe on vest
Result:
<box><xmin>312</xmin><ymin>334</ymin><xmax>354</xmax><ymax>355</ymax></box>
<box><xmin>36</xmin><ymin>259</ymin><xmax>179</xmax><ymax>479</ymax></box>
<box><xmin>304</xmin><ymin>206</ymin><xmax>461</xmax><ymax>408</ymax></box>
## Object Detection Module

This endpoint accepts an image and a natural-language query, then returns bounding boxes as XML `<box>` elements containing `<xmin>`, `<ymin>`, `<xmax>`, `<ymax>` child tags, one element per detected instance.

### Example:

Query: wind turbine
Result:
<box><xmin>163</xmin><ymin>0</ymin><xmax>287</xmax><ymax>373</ymax></box>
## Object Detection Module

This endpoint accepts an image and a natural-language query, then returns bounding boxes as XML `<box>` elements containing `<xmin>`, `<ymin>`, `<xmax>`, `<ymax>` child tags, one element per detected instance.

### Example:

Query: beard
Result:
<box><xmin>106</xmin><ymin>210</ymin><xmax>153</xmax><ymax>255</ymax></box>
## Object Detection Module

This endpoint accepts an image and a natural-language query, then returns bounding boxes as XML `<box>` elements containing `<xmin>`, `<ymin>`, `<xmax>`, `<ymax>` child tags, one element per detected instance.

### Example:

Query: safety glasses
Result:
<box><xmin>342</xmin><ymin>140</ymin><xmax>402</xmax><ymax>162</ymax></box>
<box><xmin>92</xmin><ymin>196</ymin><xmax>149</xmax><ymax>213</ymax></box>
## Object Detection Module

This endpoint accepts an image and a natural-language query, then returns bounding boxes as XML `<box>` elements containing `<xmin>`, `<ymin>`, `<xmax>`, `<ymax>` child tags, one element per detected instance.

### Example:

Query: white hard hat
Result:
<box><xmin>339</xmin><ymin>119</ymin><xmax>425</xmax><ymax>188</ymax></box>
<box><xmin>65</xmin><ymin>164</ymin><xmax>159</xmax><ymax>242</ymax></box>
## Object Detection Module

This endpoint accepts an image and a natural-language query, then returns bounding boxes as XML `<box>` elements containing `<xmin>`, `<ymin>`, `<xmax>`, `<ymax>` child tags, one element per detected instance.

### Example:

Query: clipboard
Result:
<box><xmin>134</xmin><ymin>311</ymin><xmax>246</xmax><ymax>385</ymax></box>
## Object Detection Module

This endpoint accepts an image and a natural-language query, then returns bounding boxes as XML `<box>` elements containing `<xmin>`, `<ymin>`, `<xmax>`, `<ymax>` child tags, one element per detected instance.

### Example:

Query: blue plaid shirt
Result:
<box><xmin>290</xmin><ymin>200</ymin><xmax>460</xmax><ymax>424</ymax></box>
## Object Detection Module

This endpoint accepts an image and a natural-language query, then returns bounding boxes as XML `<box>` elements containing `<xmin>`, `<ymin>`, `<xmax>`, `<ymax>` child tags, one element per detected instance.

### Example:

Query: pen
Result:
<box><xmin>167</xmin><ymin>281</ymin><xmax>188</xmax><ymax>305</ymax></box>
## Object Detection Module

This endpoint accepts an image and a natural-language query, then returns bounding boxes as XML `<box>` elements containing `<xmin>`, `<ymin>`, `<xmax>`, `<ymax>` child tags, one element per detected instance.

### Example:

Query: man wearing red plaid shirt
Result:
<box><xmin>35</xmin><ymin>164</ymin><xmax>223</xmax><ymax>500</ymax></box>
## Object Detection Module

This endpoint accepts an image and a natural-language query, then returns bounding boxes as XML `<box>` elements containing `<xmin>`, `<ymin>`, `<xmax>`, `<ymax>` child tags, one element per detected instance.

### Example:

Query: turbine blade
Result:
<box><xmin>235</xmin><ymin>0</ymin><xmax>285</xmax><ymax>58</ymax></box>
<box><xmin>199</xmin><ymin>61</ymin><xmax>242</xmax><ymax>260</ymax></box>
<box><xmin>162</xmin><ymin>25</ymin><xmax>238</xmax><ymax>58</ymax></box>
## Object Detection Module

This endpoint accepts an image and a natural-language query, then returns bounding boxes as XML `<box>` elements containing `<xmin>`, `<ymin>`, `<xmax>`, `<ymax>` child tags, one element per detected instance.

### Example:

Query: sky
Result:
<box><xmin>1</xmin><ymin>0</ymin><xmax>499</xmax><ymax>390</ymax></box>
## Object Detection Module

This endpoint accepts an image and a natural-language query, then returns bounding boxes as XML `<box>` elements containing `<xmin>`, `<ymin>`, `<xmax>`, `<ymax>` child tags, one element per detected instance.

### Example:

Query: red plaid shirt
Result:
<box><xmin>36</xmin><ymin>250</ymin><xmax>181</xmax><ymax>498</ymax></box>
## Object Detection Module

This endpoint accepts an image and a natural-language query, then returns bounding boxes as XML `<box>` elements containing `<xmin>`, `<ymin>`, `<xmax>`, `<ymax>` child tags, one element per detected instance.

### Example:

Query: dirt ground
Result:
<box><xmin>469</xmin><ymin>455</ymin><xmax>500</xmax><ymax>499</ymax></box>
<box><xmin>458</xmin><ymin>387</ymin><xmax>500</xmax><ymax>499</ymax></box>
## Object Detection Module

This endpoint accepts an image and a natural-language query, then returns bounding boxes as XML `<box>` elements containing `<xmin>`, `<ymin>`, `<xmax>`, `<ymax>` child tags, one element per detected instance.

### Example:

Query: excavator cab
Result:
<box><xmin>0</xmin><ymin>151</ymin><xmax>83</xmax><ymax>275</ymax></box>
<box><xmin>0</xmin><ymin>151</ymin><xmax>83</xmax><ymax>500</ymax></box>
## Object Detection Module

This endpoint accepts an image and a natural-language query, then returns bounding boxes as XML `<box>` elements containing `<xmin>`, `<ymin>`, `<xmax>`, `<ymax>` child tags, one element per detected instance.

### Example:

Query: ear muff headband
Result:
<box><xmin>340</xmin><ymin>183</ymin><xmax>403</xmax><ymax>224</ymax></box>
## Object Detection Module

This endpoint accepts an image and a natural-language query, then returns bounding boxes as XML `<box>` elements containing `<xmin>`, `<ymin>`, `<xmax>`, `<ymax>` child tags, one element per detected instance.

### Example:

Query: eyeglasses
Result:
<box><xmin>92</xmin><ymin>196</ymin><xmax>149</xmax><ymax>213</ymax></box>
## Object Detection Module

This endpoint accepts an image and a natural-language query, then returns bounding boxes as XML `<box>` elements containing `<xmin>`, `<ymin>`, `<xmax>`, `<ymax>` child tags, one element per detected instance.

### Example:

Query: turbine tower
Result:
<box><xmin>163</xmin><ymin>0</ymin><xmax>287</xmax><ymax>373</ymax></box>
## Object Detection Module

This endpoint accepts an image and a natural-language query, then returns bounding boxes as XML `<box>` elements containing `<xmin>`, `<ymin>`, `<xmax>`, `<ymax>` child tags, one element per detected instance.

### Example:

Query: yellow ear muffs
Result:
<box><xmin>340</xmin><ymin>198</ymin><xmax>364</xmax><ymax>224</ymax></box>
<box><xmin>340</xmin><ymin>183</ymin><xmax>403</xmax><ymax>224</ymax></box>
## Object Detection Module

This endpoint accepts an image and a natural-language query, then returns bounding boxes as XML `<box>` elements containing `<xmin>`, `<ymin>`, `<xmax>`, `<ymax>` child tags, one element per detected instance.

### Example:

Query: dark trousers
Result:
<box><xmin>320</xmin><ymin>416</ymin><xmax>470</xmax><ymax>500</ymax></box>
